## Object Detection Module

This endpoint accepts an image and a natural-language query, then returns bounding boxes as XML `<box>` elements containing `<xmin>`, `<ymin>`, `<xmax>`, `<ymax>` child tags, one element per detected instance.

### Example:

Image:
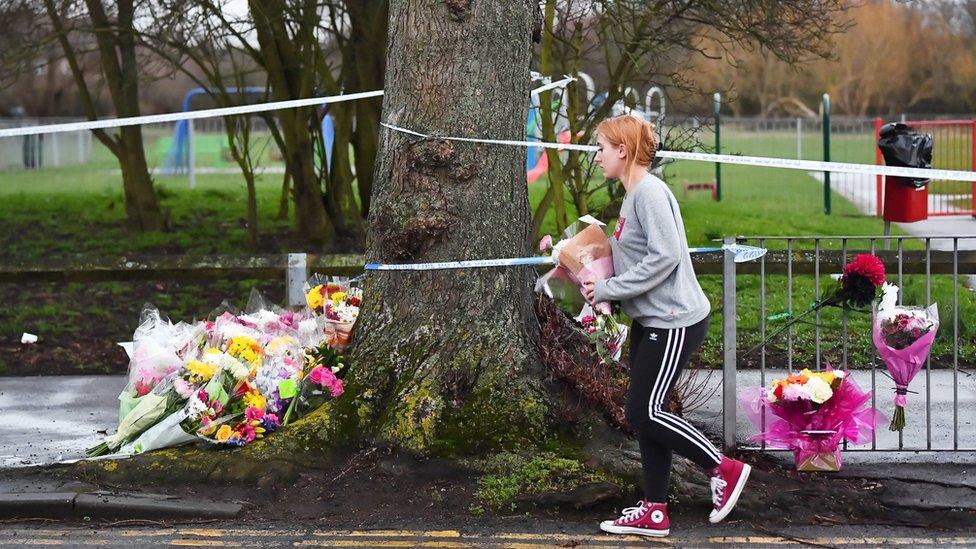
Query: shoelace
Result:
<box><xmin>617</xmin><ymin>501</ymin><xmax>648</xmax><ymax>522</ymax></box>
<box><xmin>710</xmin><ymin>476</ymin><xmax>727</xmax><ymax>506</ymax></box>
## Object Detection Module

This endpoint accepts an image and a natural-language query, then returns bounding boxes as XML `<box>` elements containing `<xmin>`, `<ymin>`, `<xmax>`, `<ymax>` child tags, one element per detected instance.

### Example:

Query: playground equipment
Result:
<box><xmin>162</xmin><ymin>87</ymin><xmax>266</xmax><ymax>188</ymax></box>
<box><xmin>525</xmin><ymin>72</ymin><xmax>666</xmax><ymax>182</ymax></box>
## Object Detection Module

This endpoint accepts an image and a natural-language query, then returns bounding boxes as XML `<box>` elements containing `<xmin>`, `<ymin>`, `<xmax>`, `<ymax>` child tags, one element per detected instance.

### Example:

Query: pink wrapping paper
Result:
<box><xmin>740</xmin><ymin>371</ymin><xmax>884</xmax><ymax>470</ymax></box>
<box><xmin>872</xmin><ymin>318</ymin><xmax>937</xmax><ymax>409</ymax></box>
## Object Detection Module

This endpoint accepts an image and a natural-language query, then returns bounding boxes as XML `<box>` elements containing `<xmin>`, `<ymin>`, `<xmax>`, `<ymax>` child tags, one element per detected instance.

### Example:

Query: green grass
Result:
<box><xmin>1</xmin><ymin>128</ymin><xmax>973</xmax><ymax>372</ymax></box>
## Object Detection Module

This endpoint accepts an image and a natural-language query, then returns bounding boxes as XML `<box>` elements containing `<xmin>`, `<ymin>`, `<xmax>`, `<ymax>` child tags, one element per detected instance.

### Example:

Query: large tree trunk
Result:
<box><xmin>335</xmin><ymin>0</ymin><xmax>543</xmax><ymax>452</ymax></box>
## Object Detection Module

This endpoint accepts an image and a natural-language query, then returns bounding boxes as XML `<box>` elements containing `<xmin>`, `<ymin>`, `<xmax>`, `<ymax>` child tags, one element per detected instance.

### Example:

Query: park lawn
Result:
<box><xmin>1</xmin><ymin>130</ymin><xmax>973</xmax><ymax>374</ymax></box>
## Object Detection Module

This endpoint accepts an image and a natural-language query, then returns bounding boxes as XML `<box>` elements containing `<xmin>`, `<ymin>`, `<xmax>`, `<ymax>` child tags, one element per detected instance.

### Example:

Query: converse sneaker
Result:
<box><xmin>600</xmin><ymin>500</ymin><xmax>670</xmax><ymax>537</ymax></box>
<box><xmin>709</xmin><ymin>456</ymin><xmax>751</xmax><ymax>523</ymax></box>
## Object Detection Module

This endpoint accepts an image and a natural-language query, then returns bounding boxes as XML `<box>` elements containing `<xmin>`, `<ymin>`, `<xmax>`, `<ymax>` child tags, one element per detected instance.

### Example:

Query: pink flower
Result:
<box><xmin>539</xmin><ymin>234</ymin><xmax>553</xmax><ymax>252</ymax></box>
<box><xmin>173</xmin><ymin>378</ymin><xmax>194</xmax><ymax>399</ymax></box>
<box><xmin>279</xmin><ymin>311</ymin><xmax>297</xmax><ymax>328</ymax></box>
<box><xmin>781</xmin><ymin>384</ymin><xmax>807</xmax><ymax>401</ymax></box>
<box><xmin>236</xmin><ymin>422</ymin><xmax>257</xmax><ymax>443</ymax></box>
<box><xmin>245</xmin><ymin>406</ymin><xmax>265</xmax><ymax>422</ymax></box>
<box><xmin>134</xmin><ymin>379</ymin><xmax>153</xmax><ymax>397</ymax></box>
<box><xmin>309</xmin><ymin>366</ymin><xmax>345</xmax><ymax>398</ymax></box>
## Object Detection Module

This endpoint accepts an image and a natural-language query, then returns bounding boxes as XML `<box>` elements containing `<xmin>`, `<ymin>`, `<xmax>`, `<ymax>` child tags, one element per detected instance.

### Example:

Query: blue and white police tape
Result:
<box><xmin>380</xmin><ymin>123</ymin><xmax>976</xmax><ymax>183</ymax></box>
<box><xmin>364</xmin><ymin>243</ymin><xmax>766</xmax><ymax>272</ymax></box>
<box><xmin>0</xmin><ymin>77</ymin><xmax>573</xmax><ymax>139</ymax></box>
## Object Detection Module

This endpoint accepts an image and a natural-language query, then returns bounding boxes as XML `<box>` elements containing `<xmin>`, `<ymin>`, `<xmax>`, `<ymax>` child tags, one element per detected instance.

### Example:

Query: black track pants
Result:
<box><xmin>626</xmin><ymin>317</ymin><xmax>722</xmax><ymax>503</ymax></box>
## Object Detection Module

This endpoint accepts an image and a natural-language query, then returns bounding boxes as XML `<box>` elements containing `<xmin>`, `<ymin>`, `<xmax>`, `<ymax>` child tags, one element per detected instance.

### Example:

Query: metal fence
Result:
<box><xmin>0</xmin><ymin>118</ymin><xmax>92</xmax><ymax>171</ymax></box>
<box><xmin>721</xmin><ymin>235</ymin><xmax>976</xmax><ymax>453</ymax></box>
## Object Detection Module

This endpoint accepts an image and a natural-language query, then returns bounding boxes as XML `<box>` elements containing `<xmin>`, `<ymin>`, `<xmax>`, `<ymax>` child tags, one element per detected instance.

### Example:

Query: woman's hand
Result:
<box><xmin>581</xmin><ymin>279</ymin><xmax>596</xmax><ymax>305</ymax></box>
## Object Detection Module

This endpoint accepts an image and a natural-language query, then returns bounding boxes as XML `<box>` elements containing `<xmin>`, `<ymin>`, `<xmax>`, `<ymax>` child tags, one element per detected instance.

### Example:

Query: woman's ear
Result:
<box><xmin>616</xmin><ymin>143</ymin><xmax>627</xmax><ymax>159</ymax></box>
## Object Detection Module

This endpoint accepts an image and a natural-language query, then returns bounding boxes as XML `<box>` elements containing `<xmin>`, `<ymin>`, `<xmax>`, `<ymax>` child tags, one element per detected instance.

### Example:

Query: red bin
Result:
<box><xmin>883</xmin><ymin>177</ymin><xmax>928</xmax><ymax>223</ymax></box>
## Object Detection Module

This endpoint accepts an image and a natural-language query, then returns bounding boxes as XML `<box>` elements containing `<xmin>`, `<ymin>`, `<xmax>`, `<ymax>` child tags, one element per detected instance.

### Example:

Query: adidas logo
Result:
<box><xmin>648</xmin><ymin>333</ymin><xmax>658</xmax><ymax>341</ymax></box>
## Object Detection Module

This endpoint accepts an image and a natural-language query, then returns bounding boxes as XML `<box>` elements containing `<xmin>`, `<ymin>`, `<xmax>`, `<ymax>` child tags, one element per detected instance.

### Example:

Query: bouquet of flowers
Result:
<box><xmin>537</xmin><ymin>216</ymin><xmax>615</xmax><ymax>314</ymax></box>
<box><xmin>577</xmin><ymin>305</ymin><xmax>627</xmax><ymax>366</ymax></box>
<box><xmin>281</xmin><ymin>343</ymin><xmax>347</xmax><ymax>425</ymax></box>
<box><xmin>751</xmin><ymin>254</ymin><xmax>887</xmax><ymax>356</ymax></box>
<box><xmin>199</xmin><ymin>380</ymin><xmax>282</xmax><ymax>446</ymax></box>
<box><xmin>306</xmin><ymin>276</ymin><xmax>362</xmax><ymax>351</ymax></box>
<box><xmin>537</xmin><ymin>216</ymin><xmax>626</xmax><ymax>364</ymax></box>
<box><xmin>871</xmin><ymin>283</ymin><xmax>939</xmax><ymax>432</ymax></box>
<box><xmin>91</xmin><ymin>288</ymin><xmax>356</xmax><ymax>457</ymax></box>
<box><xmin>741</xmin><ymin>367</ymin><xmax>883</xmax><ymax>471</ymax></box>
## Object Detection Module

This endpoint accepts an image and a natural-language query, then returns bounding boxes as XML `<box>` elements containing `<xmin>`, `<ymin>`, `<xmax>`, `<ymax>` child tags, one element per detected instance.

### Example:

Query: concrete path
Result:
<box><xmin>809</xmin><ymin>172</ymin><xmax>976</xmax><ymax>251</ymax></box>
<box><xmin>0</xmin><ymin>375</ymin><xmax>121</xmax><ymax>468</ymax></box>
<box><xmin>1</xmin><ymin>371</ymin><xmax>973</xmax><ymax>467</ymax></box>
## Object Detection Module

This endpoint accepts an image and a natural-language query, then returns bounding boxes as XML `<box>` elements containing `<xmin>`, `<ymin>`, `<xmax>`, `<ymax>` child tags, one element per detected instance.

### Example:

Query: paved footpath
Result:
<box><xmin>2</xmin><ymin>524</ymin><xmax>976</xmax><ymax>548</ymax></box>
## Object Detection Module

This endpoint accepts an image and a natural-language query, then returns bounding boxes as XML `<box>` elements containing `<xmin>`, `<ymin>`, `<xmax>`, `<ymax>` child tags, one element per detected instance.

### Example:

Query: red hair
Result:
<box><xmin>596</xmin><ymin>115</ymin><xmax>658</xmax><ymax>181</ymax></box>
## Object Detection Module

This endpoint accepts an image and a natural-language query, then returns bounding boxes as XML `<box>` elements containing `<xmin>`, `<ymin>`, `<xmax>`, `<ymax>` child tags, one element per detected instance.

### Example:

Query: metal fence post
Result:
<box><xmin>286</xmin><ymin>253</ymin><xmax>308</xmax><ymax>307</ymax></box>
<box><xmin>722</xmin><ymin>236</ymin><xmax>737</xmax><ymax>450</ymax></box>
<box><xmin>822</xmin><ymin>93</ymin><xmax>831</xmax><ymax>215</ymax></box>
<box><xmin>714</xmin><ymin>92</ymin><xmax>722</xmax><ymax>201</ymax></box>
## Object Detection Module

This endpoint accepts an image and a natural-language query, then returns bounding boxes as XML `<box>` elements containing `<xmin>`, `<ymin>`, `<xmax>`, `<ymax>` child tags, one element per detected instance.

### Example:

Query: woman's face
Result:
<box><xmin>595</xmin><ymin>133</ymin><xmax>627</xmax><ymax>180</ymax></box>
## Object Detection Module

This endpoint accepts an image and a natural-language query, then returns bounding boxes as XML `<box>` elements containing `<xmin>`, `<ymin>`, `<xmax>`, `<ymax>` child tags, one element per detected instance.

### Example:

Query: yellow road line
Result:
<box><xmin>313</xmin><ymin>530</ymin><xmax>463</xmax><ymax>538</ymax></box>
<box><xmin>170</xmin><ymin>541</ymin><xmax>239</xmax><ymax>547</ymax></box>
<box><xmin>178</xmin><ymin>528</ymin><xmax>225</xmax><ymax>538</ymax></box>
<box><xmin>296</xmin><ymin>541</ymin><xmax>470</xmax><ymax>548</ymax></box>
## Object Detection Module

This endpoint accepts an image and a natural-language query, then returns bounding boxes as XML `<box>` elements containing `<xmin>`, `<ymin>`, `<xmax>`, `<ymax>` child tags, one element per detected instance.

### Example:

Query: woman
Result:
<box><xmin>581</xmin><ymin>115</ymin><xmax>750</xmax><ymax>538</ymax></box>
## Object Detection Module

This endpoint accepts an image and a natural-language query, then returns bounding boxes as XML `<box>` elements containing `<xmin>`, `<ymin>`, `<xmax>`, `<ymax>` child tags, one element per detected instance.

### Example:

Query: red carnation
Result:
<box><xmin>843</xmin><ymin>254</ymin><xmax>885</xmax><ymax>288</ymax></box>
<box><xmin>348</xmin><ymin>296</ymin><xmax>361</xmax><ymax>307</ymax></box>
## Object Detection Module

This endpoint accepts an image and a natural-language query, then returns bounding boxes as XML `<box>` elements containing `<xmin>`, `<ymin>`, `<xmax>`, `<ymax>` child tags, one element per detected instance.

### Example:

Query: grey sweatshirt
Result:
<box><xmin>593</xmin><ymin>173</ymin><xmax>710</xmax><ymax>329</ymax></box>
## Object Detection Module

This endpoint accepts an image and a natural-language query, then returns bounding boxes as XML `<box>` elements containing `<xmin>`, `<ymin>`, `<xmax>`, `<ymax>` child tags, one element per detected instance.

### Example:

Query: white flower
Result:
<box><xmin>878</xmin><ymin>282</ymin><xmax>900</xmax><ymax>320</ymax></box>
<box><xmin>185</xmin><ymin>393</ymin><xmax>208</xmax><ymax>416</ymax></box>
<box><xmin>805</xmin><ymin>377</ymin><xmax>834</xmax><ymax>404</ymax></box>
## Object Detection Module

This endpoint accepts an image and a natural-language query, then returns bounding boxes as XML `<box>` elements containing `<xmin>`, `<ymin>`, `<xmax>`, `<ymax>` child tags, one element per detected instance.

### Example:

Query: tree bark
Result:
<box><xmin>332</xmin><ymin>0</ymin><xmax>543</xmax><ymax>453</ymax></box>
<box><xmin>249</xmin><ymin>0</ymin><xmax>335</xmax><ymax>247</ymax></box>
<box><xmin>43</xmin><ymin>0</ymin><xmax>165</xmax><ymax>231</ymax></box>
<box><xmin>346</xmin><ymin>0</ymin><xmax>388</xmax><ymax>217</ymax></box>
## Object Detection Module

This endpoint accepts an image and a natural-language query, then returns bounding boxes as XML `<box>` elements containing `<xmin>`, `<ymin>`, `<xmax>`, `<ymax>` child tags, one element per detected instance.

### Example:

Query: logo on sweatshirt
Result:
<box><xmin>648</xmin><ymin>332</ymin><xmax>658</xmax><ymax>341</ymax></box>
<box><xmin>613</xmin><ymin>217</ymin><xmax>626</xmax><ymax>240</ymax></box>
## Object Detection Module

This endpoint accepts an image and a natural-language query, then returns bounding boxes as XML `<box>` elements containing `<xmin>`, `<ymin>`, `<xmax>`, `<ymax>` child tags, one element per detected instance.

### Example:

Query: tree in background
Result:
<box><xmin>0</xmin><ymin>0</ymin><xmax>167</xmax><ymax>231</ymax></box>
<box><xmin>692</xmin><ymin>0</ymin><xmax>976</xmax><ymax>116</ymax></box>
<box><xmin>532</xmin><ymin>0</ymin><xmax>849</xmax><ymax>237</ymax></box>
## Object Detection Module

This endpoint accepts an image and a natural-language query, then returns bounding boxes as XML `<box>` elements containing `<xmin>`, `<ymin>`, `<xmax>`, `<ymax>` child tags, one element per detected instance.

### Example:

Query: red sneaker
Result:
<box><xmin>709</xmin><ymin>456</ymin><xmax>751</xmax><ymax>523</ymax></box>
<box><xmin>600</xmin><ymin>500</ymin><xmax>670</xmax><ymax>537</ymax></box>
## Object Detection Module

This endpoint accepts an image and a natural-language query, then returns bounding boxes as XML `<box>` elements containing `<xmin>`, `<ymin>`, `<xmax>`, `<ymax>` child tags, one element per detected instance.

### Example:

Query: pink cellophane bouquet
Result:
<box><xmin>872</xmin><ymin>282</ymin><xmax>939</xmax><ymax>432</ymax></box>
<box><xmin>536</xmin><ymin>216</ymin><xmax>627</xmax><ymax>364</ymax></box>
<box><xmin>740</xmin><ymin>366</ymin><xmax>884</xmax><ymax>471</ymax></box>
<box><xmin>536</xmin><ymin>216</ymin><xmax>616</xmax><ymax>315</ymax></box>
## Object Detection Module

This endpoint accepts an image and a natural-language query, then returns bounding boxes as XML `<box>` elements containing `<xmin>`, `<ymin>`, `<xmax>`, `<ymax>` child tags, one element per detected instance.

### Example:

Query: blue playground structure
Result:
<box><xmin>162</xmin><ymin>87</ymin><xmax>267</xmax><ymax>175</ymax></box>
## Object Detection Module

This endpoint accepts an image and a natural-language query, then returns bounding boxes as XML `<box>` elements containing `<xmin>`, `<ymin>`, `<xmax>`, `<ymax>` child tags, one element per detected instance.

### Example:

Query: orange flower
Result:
<box><xmin>786</xmin><ymin>373</ymin><xmax>809</xmax><ymax>385</ymax></box>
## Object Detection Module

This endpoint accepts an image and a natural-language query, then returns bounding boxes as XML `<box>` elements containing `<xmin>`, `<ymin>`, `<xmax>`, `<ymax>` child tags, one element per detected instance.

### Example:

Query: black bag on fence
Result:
<box><xmin>877</xmin><ymin>122</ymin><xmax>933</xmax><ymax>188</ymax></box>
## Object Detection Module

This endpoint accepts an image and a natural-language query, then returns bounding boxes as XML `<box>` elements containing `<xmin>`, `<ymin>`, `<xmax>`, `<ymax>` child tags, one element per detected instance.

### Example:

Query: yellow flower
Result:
<box><xmin>331</xmin><ymin>291</ymin><xmax>348</xmax><ymax>305</ymax></box>
<box><xmin>187</xmin><ymin>360</ymin><xmax>216</xmax><ymax>383</ymax></box>
<box><xmin>306</xmin><ymin>285</ymin><xmax>325</xmax><ymax>311</ymax></box>
<box><xmin>243</xmin><ymin>391</ymin><xmax>266</xmax><ymax>411</ymax></box>
<box><xmin>802</xmin><ymin>368</ymin><xmax>836</xmax><ymax>386</ymax></box>
<box><xmin>228</xmin><ymin>337</ymin><xmax>263</xmax><ymax>366</ymax></box>
<box><xmin>215</xmin><ymin>425</ymin><xmax>233</xmax><ymax>442</ymax></box>
<box><xmin>267</xmin><ymin>336</ymin><xmax>296</xmax><ymax>354</ymax></box>
<box><xmin>204</xmin><ymin>347</ymin><xmax>221</xmax><ymax>355</ymax></box>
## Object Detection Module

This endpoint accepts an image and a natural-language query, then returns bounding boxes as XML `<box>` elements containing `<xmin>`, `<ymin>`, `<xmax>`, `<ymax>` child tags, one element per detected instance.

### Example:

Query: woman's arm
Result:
<box><xmin>592</xmin><ymin>191</ymin><xmax>682</xmax><ymax>302</ymax></box>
